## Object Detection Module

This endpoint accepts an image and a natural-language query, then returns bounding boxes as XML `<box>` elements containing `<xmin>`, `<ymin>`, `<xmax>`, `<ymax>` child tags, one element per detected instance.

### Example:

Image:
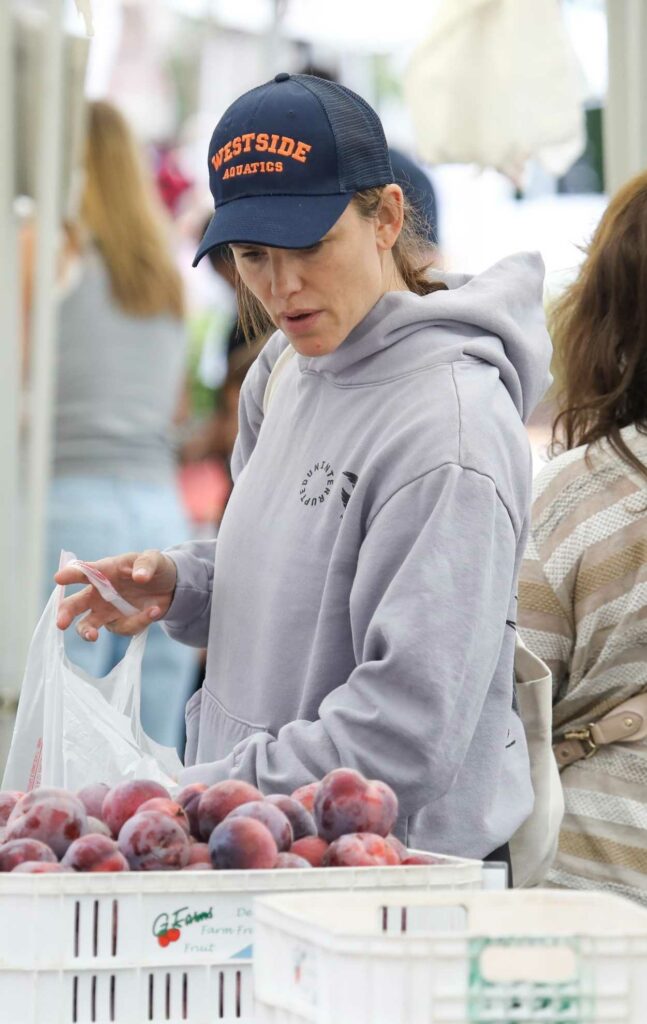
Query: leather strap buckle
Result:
<box><xmin>563</xmin><ymin>726</ymin><xmax>597</xmax><ymax>758</ymax></box>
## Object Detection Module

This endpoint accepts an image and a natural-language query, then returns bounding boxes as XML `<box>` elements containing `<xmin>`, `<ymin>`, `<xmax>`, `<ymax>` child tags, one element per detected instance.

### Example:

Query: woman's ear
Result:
<box><xmin>375</xmin><ymin>184</ymin><xmax>404</xmax><ymax>251</ymax></box>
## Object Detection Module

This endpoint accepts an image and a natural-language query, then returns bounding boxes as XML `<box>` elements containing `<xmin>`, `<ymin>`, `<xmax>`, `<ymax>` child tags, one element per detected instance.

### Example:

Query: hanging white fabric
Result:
<box><xmin>73</xmin><ymin>0</ymin><xmax>94</xmax><ymax>37</ymax></box>
<box><xmin>403</xmin><ymin>0</ymin><xmax>587</xmax><ymax>184</ymax></box>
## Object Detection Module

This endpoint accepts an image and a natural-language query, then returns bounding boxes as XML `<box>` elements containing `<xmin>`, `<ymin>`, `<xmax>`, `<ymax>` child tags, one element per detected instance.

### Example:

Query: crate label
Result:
<box><xmin>292</xmin><ymin>944</ymin><xmax>317</xmax><ymax>1006</ymax></box>
<box><xmin>467</xmin><ymin>937</ymin><xmax>594</xmax><ymax>1023</ymax></box>
<box><xmin>151</xmin><ymin>896</ymin><xmax>254</xmax><ymax>959</ymax></box>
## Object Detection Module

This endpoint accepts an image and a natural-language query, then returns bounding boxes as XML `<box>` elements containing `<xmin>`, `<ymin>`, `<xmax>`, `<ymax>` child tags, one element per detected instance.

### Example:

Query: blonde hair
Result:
<box><xmin>234</xmin><ymin>187</ymin><xmax>444</xmax><ymax>344</ymax></box>
<box><xmin>76</xmin><ymin>100</ymin><xmax>184</xmax><ymax>319</ymax></box>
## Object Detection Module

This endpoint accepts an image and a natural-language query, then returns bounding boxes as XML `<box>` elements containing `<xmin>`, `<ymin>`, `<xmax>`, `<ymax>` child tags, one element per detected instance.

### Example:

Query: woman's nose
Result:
<box><xmin>269</xmin><ymin>255</ymin><xmax>301</xmax><ymax>299</ymax></box>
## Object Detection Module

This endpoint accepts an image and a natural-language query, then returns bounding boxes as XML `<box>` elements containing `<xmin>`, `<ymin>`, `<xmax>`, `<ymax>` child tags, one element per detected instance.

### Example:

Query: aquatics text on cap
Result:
<box><xmin>193</xmin><ymin>73</ymin><xmax>394</xmax><ymax>265</ymax></box>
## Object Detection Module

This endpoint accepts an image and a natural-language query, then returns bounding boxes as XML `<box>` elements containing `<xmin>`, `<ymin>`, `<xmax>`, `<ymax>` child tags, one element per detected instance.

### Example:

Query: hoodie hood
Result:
<box><xmin>296</xmin><ymin>251</ymin><xmax>552</xmax><ymax>424</ymax></box>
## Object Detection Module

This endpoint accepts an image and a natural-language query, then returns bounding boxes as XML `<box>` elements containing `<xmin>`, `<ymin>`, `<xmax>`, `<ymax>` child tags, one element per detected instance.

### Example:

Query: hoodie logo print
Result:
<box><xmin>300</xmin><ymin>461</ymin><xmax>334</xmax><ymax>507</ymax></box>
<box><xmin>340</xmin><ymin>471</ymin><xmax>358</xmax><ymax>516</ymax></box>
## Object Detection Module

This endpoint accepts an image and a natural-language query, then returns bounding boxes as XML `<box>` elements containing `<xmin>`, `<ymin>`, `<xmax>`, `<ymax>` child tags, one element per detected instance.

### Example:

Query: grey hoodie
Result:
<box><xmin>165</xmin><ymin>252</ymin><xmax>552</xmax><ymax>858</ymax></box>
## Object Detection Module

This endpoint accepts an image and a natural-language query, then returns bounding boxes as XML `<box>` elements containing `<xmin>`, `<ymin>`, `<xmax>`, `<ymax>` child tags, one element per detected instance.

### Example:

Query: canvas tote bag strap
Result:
<box><xmin>510</xmin><ymin>631</ymin><xmax>564</xmax><ymax>887</ymax></box>
<box><xmin>262</xmin><ymin>343</ymin><xmax>296</xmax><ymax>415</ymax></box>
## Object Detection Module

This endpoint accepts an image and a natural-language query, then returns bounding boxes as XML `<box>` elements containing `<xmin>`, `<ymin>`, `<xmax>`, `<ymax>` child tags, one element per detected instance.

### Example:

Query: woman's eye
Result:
<box><xmin>241</xmin><ymin>250</ymin><xmax>264</xmax><ymax>262</ymax></box>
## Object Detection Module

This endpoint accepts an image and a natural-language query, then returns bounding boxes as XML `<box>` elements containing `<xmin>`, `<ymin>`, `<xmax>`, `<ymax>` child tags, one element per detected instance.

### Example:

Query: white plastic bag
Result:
<box><xmin>2</xmin><ymin>552</ymin><xmax>183</xmax><ymax>792</ymax></box>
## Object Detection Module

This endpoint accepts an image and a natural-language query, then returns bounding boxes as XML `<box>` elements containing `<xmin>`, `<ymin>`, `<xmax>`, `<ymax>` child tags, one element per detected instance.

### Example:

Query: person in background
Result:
<box><xmin>518</xmin><ymin>171</ymin><xmax>647</xmax><ymax>905</ymax></box>
<box><xmin>180</xmin><ymin>238</ymin><xmax>246</xmax><ymax>467</ymax></box>
<box><xmin>388</xmin><ymin>146</ymin><xmax>438</xmax><ymax>251</ymax></box>
<box><xmin>298</xmin><ymin>63</ymin><xmax>439</xmax><ymax>256</ymax></box>
<box><xmin>153</xmin><ymin>142</ymin><xmax>194</xmax><ymax>218</ymax></box>
<box><xmin>24</xmin><ymin>99</ymin><xmax>198</xmax><ymax>754</ymax></box>
<box><xmin>56</xmin><ymin>73</ymin><xmax>551</xmax><ymax>867</ymax></box>
<box><xmin>181</xmin><ymin>235</ymin><xmax>268</xmax><ymax>475</ymax></box>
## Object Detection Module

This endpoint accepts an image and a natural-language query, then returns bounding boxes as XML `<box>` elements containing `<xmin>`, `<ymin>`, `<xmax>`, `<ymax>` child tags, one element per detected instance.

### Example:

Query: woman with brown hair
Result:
<box><xmin>518</xmin><ymin>171</ymin><xmax>647</xmax><ymax>903</ymax></box>
<box><xmin>41</xmin><ymin>99</ymin><xmax>197</xmax><ymax>751</ymax></box>
<box><xmin>56</xmin><ymin>74</ymin><xmax>551</xmax><ymax>863</ymax></box>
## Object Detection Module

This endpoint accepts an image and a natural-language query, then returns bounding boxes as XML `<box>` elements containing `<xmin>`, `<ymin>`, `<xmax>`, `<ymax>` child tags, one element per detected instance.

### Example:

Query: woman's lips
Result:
<box><xmin>280</xmin><ymin>311</ymin><xmax>322</xmax><ymax>335</ymax></box>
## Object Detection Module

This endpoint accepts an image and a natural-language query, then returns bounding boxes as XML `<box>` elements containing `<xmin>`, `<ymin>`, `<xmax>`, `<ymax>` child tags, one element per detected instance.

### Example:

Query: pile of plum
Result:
<box><xmin>0</xmin><ymin>768</ymin><xmax>438</xmax><ymax>873</ymax></box>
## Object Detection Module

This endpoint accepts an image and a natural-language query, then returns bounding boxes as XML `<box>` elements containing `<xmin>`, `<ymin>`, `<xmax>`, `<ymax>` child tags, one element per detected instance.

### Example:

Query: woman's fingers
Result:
<box><xmin>55</xmin><ymin>550</ymin><xmax>173</xmax><ymax>636</ymax></box>
<box><xmin>131</xmin><ymin>549</ymin><xmax>166</xmax><ymax>582</ymax></box>
<box><xmin>76</xmin><ymin>620</ymin><xmax>100</xmax><ymax>643</ymax></box>
<box><xmin>56</xmin><ymin>584</ymin><xmax>98</xmax><ymax>629</ymax></box>
<box><xmin>73</xmin><ymin>604</ymin><xmax>122</xmax><ymax>638</ymax></box>
<box><xmin>76</xmin><ymin>604</ymin><xmax>161</xmax><ymax>640</ymax></box>
<box><xmin>54</xmin><ymin>565</ymin><xmax>91</xmax><ymax>587</ymax></box>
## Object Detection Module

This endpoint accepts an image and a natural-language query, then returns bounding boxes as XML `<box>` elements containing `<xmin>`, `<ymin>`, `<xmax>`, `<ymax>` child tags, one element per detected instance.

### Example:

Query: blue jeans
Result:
<box><xmin>46</xmin><ymin>475</ymin><xmax>199</xmax><ymax>755</ymax></box>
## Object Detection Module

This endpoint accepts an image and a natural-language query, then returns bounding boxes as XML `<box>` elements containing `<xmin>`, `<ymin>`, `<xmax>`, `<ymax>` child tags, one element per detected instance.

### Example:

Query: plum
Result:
<box><xmin>86</xmin><ymin>816</ymin><xmax>112</xmax><ymax>838</ymax></box>
<box><xmin>62</xmin><ymin>834</ymin><xmax>129</xmax><ymax>872</ymax></box>
<box><xmin>187</xmin><ymin>842</ymin><xmax>211</xmax><ymax>866</ymax></box>
<box><xmin>291</xmin><ymin>782</ymin><xmax>319</xmax><ymax>814</ymax></box>
<box><xmin>401</xmin><ymin>852</ymin><xmax>445</xmax><ymax>865</ymax></box>
<box><xmin>289</xmin><ymin>836</ymin><xmax>329</xmax><ymax>867</ymax></box>
<box><xmin>76</xmin><ymin>783</ymin><xmax>110</xmax><ymax>820</ymax></box>
<box><xmin>275</xmin><ymin>852</ymin><xmax>312</xmax><ymax>869</ymax></box>
<box><xmin>385</xmin><ymin>835</ymin><xmax>408</xmax><ymax>862</ymax></box>
<box><xmin>208</xmin><ymin>817</ymin><xmax>277</xmax><ymax>870</ymax></box>
<box><xmin>0</xmin><ymin>839</ymin><xmax>58</xmax><ymax>871</ymax></box>
<box><xmin>197</xmin><ymin>780</ymin><xmax>262</xmax><ymax>841</ymax></box>
<box><xmin>117</xmin><ymin>810</ymin><xmax>190</xmax><ymax>871</ymax></box>
<box><xmin>9</xmin><ymin>788</ymin><xmax>80</xmax><ymax>812</ymax></box>
<box><xmin>5</xmin><ymin>791</ymin><xmax>88</xmax><ymax>857</ymax></box>
<box><xmin>176</xmin><ymin>783</ymin><xmax>207</xmax><ymax>838</ymax></box>
<box><xmin>0</xmin><ymin>791</ymin><xmax>24</xmax><ymax>827</ymax></box>
<box><xmin>227</xmin><ymin>801</ymin><xmax>292</xmax><ymax>852</ymax></box>
<box><xmin>12</xmin><ymin>861</ymin><xmax>69</xmax><ymax>874</ymax></box>
<box><xmin>102</xmin><ymin>780</ymin><xmax>170</xmax><ymax>838</ymax></box>
<box><xmin>137</xmin><ymin>798</ymin><xmax>190</xmax><ymax>835</ymax></box>
<box><xmin>314</xmin><ymin>769</ymin><xmax>397</xmax><ymax>842</ymax></box>
<box><xmin>266</xmin><ymin>794</ymin><xmax>316</xmax><ymax>840</ymax></box>
<box><xmin>323</xmin><ymin>833</ymin><xmax>400</xmax><ymax>867</ymax></box>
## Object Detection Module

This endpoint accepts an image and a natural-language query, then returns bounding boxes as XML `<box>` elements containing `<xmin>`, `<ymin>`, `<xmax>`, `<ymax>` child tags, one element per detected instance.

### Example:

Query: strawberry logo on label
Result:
<box><xmin>153</xmin><ymin>906</ymin><xmax>214</xmax><ymax>947</ymax></box>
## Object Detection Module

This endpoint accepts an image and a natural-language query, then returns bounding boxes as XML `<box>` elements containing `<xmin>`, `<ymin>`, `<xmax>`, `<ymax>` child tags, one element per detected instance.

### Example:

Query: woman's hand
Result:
<box><xmin>55</xmin><ymin>550</ymin><xmax>178</xmax><ymax>641</ymax></box>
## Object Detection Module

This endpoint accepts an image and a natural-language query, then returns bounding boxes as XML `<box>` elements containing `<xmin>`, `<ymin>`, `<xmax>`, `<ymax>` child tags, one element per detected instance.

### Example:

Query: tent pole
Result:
<box><xmin>22</xmin><ymin>0</ymin><xmax>66</xmax><ymax>664</ymax></box>
<box><xmin>604</xmin><ymin>0</ymin><xmax>647</xmax><ymax>194</ymax></box>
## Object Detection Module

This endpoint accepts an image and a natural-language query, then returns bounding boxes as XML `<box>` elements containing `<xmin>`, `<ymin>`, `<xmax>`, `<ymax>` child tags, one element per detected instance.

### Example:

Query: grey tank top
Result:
<box><xmin>53</xmin><ymin>247</ymin><xmax>186</xmax><ymax>483</ymax></box>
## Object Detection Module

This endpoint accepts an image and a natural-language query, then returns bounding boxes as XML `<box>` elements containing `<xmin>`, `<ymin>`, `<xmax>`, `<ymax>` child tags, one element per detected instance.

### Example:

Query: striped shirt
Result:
<box><xmin>518</xmin><ymin>425</ymin><xmax>647</xmax><ymax>904</ymax></box>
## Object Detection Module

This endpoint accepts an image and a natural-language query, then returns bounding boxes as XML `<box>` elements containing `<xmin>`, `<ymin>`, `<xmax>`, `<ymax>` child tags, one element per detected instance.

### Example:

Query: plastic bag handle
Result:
<box><xmin>58</xmin><ymin>550</ymin><xmax>139</xmax><ymax>616</ymax></box>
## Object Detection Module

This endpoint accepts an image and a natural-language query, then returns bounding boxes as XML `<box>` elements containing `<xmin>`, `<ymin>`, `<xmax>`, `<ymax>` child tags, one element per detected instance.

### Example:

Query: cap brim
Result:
<box><xmin>192</xmin><ymin>192</ymin><xmax>353</xmax><ymax>266</ymax></box>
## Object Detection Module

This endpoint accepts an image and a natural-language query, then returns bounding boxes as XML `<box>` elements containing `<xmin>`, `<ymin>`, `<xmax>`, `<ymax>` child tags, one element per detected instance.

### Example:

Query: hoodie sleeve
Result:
<box><xmin>162</xmin><ymin>540</ymin><xmax>217</xmax><ymax>648</ymax></box>
<box><xmin>179</xmin><ymin>463</ymin><xmax>519</xmax><ymax>817</ymax></box>
<box><xmin>163</xmin><ymin>332</ymin><xmax>286</xmax><ymax>647</ymax></box>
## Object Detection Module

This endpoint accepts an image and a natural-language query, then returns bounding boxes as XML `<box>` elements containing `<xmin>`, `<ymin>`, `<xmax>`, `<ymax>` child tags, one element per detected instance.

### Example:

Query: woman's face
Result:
<box><xmin>230</xmin><ymin>188</ymin><xmax>404</xmax><ymax>357</ymax></box>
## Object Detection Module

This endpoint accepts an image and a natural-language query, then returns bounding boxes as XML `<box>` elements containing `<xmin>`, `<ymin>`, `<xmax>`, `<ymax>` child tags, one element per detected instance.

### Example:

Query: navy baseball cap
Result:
<box><xmin>193</xmin><ymin>73</ymin><xmax>394</xmax><ymax>266</ymax></box>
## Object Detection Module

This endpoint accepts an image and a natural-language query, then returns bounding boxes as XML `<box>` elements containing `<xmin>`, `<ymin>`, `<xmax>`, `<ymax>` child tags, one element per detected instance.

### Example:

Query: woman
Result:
<box><xmin>518</xmin><ymin>171</ymin><xmax>647</xmax><ymax>903</ymax></box>
<box><xmin>39</xmin><ymin>100</ymin><xmax>197</xmax><ymax>751</ymax></box>
<box><xmin>56</xmin><ymin>74</ymin><xmax>551</xmax><ymax>860</ymax></box>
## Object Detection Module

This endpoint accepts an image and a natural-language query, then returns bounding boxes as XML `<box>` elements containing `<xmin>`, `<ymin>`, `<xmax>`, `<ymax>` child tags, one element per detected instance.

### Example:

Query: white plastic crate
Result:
<box><xmin>0</xmin><ymin>852</ymin><xmax>481</xmax><ymax>1024</ymax></box>
<box><xmin>253</xmin><ymin>888</ymin><xmax>647</xmax><ymax>1024</ymax></box>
